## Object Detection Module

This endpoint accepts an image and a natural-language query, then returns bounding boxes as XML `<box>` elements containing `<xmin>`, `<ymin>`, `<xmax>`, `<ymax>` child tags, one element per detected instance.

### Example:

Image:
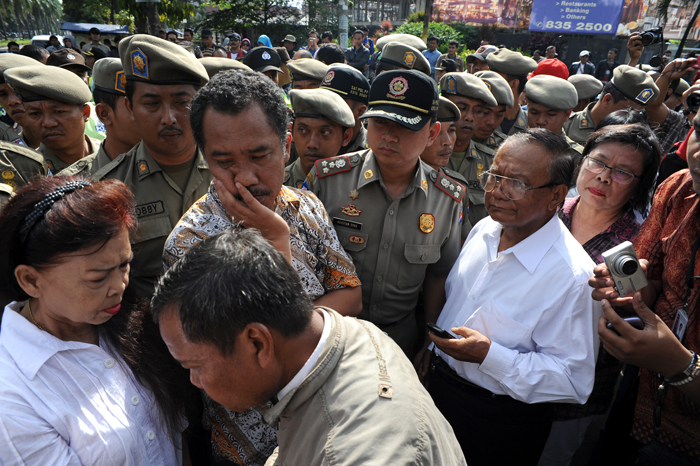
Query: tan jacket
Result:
<box><xmin>264</xmin><ymin>309</ymin><xmax>466</xmax><ymax>466</ymax></box>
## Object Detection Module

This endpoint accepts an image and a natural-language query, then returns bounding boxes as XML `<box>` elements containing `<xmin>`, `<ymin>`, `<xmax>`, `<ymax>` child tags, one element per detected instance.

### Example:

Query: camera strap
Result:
<box><xmin>653</xmin><ymin>230</ymin><xmax>700</xmax><ymax>438</ymax></box>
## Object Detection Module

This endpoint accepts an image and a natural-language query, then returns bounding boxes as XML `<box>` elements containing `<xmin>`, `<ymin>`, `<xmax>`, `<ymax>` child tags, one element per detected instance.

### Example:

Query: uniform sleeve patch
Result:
<box><xmin>435</xmin><ymin>171</ymin><xmax>465</xmax><ymax>203</ymax></box>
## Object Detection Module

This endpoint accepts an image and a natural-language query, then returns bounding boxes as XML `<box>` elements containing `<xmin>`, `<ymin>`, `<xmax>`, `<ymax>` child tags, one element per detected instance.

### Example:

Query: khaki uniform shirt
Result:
<box><xmin>265</xmin><ymin>308</ymin><xmax>467</xmax><ymax>466</ymax></box>
<box><xmin>562</xmin><ymin>129</ymin><xmax>584</xmax><ymax>157</ymax></box>
<box><xmin>57</xmin><ymin>142</ymin><xmax>112</xmax><ymax>177</ymax></box>
<box><xmin>498</xmin><ymin>106</ymin><xmax>528</xmax><ymax>136</ymax></box>
<box><xmin>477</xmin><ymin>129</ymin><xmax>507</xmax><ymax>151</ymax></box>
<box><xmin>39</xmin><ymin>135</ymin><xmax>101</xmax><ymax>175</ymax></box>
<box><xmin>0</xmin><ymin>121</ymin><xmax>22</xmax><ymax>145</ymax></box>
<box><xmin>0</xmin><ymin>182</ymin><xmax>12</xmax><ymax>207</ymax></box>
<box><xmin>308</xmin><ymin>150</ymin><xmax>462</xmax><ymax>353</ymax></box>
<box><xmin>448</xmin><ymin>140</ymin><xmax>495</xmax><ymax>228</ymax></box>
<box><xmin>0</xmin><ymin>140</ymin><xmax>46</xmax><ymax>194</ymax></box>
<box><xmin>563</xmin><ymin>102</ymin><xmax>595</xmax><ymax>146</ymax></box>
<box><xmin>339</xmin><ymin>124</ymin><xmax>368</xmax><ymax>155</ymax></box>
<box><xmin>283</xmin><ymin>158</ymin><xmax>307</xmax><ymax>189</ymax></box>
<box><xmin>86</xmin><ymin>142</ymin><xmax>212</xmax><ymax>298</ymax></box>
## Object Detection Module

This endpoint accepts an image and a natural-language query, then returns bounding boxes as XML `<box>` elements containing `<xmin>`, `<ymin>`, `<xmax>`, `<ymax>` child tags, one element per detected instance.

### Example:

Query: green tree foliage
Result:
<box><xmin>395</xmin><ymin>21</ymin><xmax>460</xmax><ymax>53</ymax></box>
<box><xmin>204</xmin><ymin>0</ymin><xmax>301</xmax><ymax>30</ymax></box>
<box><xmin>0</xmin><ymin>0</ymin><xmax>62</xmax><ymax>37</ymax></box>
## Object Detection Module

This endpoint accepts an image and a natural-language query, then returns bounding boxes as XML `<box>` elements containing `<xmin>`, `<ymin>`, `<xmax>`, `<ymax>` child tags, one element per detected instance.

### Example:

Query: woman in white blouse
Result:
<box><xmin>0</xmin><ymin>176</ymin><xmax>197</xmax><ymax>465</ymax></box>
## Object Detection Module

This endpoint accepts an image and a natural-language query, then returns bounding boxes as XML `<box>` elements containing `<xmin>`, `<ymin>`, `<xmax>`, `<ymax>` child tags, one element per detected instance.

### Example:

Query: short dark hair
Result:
<box><xmin>189</xmin><ymin>69</ymin><xmax>289</xmax><ymax>150</ymax></box>
<box><xmin>534</xmin><ymin>49</ymin><xmax>542</xmax><ymax>55</ymax></box>
<box><xmin>49</xmin><ymin>35</ymin><xmax>57</xmax><ymax>41</ymax></box>
<box><xmin>167</xmin><ymin>30</ymin><xmax>177</xmax><ymax>37</ymax></box>
<box><xmin>93</xmin><ymin>88</ymin><xmax>121</xmax><ymax>110</ymax></box>
<box><xmin>595</xmin><ymin>108</ymin><xmax>648</xmax><ymax>130</ymax></box>
<box><xmin>151</xmin><ymin>229</ymin><xmax>314</xmax><ymax>356</ymax></box>
<box><xmin>506</xmin><ymin>73</ymin><xmax>527</xmax><ymax>94</ymax></box>
<box><xmin>428</xmin><ymin>36</ymin><xmax>439</xmax><ymax>43</ymax></box>
<box><xmin>321</xmin><ymin>31</ymin><xmax>333</xmax><ymax>41</ymax></box>
<box><xmin>601</xmin><ymin>81</ymin><xmax>627</xmax><ymax>104</ymax></box>
<box><xmin>308</xmin><ymin>30</ymin><xmax>319</xmax><ymax>39</ymax></box>
<box><xmin>610</xmin><ymin>48</ymin><xmax>619</xmax><ymax>55</ymax></box>
<box><xmin>352</xmin><ymin>30</ymin><xmax>364</xmax><ymax>37</ymax></box>
<box><xmin>184</xmin><ymin>28</ymin><xmax>194</xmax><ymax>35</ymax></box>
<box><xmin>316</xmin><ymin>43</ymin><xmax>345</xmax><ymax>65</ymax></box>
<box><xmin>18</xmin><ymin>44</ymin><xmax>49</xmax><ymax>62</ymax></box>
<box><xmin>159</xmin><ymin>29</ymin><xmax>165</xmax><ymax>34</ymax></box>
<box><xmin>448</xmin><ymin>40</ymin><xmax>459</xmax><ymax>47</ymax></box>
<box><xmin>376</xmin><ymin>61</ymin><xmax>403</xmax><ymax>74</ymax></box>
<box><xmin>580</xmin><ymin>124</ymin><xmax>661</xmax><ymax>211</ymax></box>
<box><xmin>89</xmin><ymin>27</ymin><xmax>100</xmax><ymax>35</ymax></box>
<box><xmin>504</xmin><ymin>129</ymin><xmax>575</xmax><ymax>189</ymax></box>
<box><xmin>7</xmin><ymin>41</ymin><xmax>18</xmax><ymax>49</ymax></box>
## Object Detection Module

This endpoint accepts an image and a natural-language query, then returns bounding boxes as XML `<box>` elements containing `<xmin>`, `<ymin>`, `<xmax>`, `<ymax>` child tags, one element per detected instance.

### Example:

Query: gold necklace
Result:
<box><xmin>27</xmin><ymin>300</ymin><xmax>44</xmax><ymax>331</ymax></box>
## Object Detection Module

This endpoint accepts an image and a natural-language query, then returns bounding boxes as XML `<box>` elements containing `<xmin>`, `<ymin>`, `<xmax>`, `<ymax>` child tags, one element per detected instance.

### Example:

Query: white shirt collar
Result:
<box><xmin>488</xmin><ymin>214</ymin><xmax>564</xmax><ymax>274</ymax></box>
<box><xmin>276</xmin><ymin>308</ymin><xmax>331</xmax><ymax>401</ymax></box>
<box><xmin>1</xmin><ymin>301</ymin><xmax>95</xmax><ymax>380</ymax></box>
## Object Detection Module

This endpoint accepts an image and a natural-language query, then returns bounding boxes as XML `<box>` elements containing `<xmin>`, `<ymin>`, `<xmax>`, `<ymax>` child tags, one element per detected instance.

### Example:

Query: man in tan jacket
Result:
<box><xmin>154</xmin><ymin>228</ymin><xmax>467</xmax><ymax>466</ymax></box>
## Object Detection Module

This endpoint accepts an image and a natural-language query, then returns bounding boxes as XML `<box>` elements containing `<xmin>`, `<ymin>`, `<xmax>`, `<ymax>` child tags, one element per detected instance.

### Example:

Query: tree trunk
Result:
<box><xmin>421</xmin><ymin>0</ymin><xmax>432</xmax><ymax>40</ymax></box>
<box><xmin>676</xmin><ymin>1</ymin><xmax>700</xmax><ymax>58</ymax></box>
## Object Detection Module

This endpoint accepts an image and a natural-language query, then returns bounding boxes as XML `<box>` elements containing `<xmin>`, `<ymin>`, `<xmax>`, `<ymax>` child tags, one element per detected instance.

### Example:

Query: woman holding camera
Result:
<box><xmin>539</xmin><ymin>124</ymin><xmax>662</xmax><ymax>465</ymax></box>
<box><xmin>0</xmin><ymin>176</ymin><xmax>197</xmax><ymax>464</ymax></box>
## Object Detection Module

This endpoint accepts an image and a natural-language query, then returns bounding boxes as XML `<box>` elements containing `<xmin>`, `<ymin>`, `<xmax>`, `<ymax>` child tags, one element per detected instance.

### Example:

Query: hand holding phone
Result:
<box><xmin>427</xmin><ymin>322</ymin><xmax>455</xmax><ymax>339</ymax></box>
<box><xmin>606</xmin><ymin>316</ymin><xmax>644</xmax><ymax>333</ymax></box>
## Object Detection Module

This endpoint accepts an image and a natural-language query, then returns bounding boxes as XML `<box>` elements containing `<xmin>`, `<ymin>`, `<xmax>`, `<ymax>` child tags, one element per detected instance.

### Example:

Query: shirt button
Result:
<box><xmin>131</xmin><ymin>395</ymin><xmax>140</xmax><ymax>406</ymax></box>
<box><xmin>377</xmin><ymin>275</ymin><xmax>383</xmax><ymax>282</ymax></box>
<box><xmin>389</xmin><ymin>209</ymin><xmax>394</xmax><ymax>215</ymax></box>
<box><xmin>421</xmin><ymin>254</ymin><xmax>426</xmax><ymax>261</ymax></box>
<box><xmin>382</xmin><ymin>243</ymin><xmax>389</xmax><ymax>249</ymax></box>
<box><xmin>147</xmin><ymin>431</ymin><xmax>155</xmax><ymax>441</ymax></box>
<box><xmin>104</xmin><ymin>358</ymin><xmax>115</xmax><ymax>369</ymax></box>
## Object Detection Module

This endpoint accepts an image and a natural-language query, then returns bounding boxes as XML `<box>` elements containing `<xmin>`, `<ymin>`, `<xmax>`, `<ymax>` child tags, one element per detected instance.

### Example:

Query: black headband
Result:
<box><xmin>19</xmin><ymin>180</ymin><xmax>92</xmax><ymax>244</ymax></box>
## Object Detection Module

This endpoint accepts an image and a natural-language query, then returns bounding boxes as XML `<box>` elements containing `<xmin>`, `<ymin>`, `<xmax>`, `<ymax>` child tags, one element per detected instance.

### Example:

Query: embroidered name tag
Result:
<box><xmin>333</xmin><ymin>217</ymin><xmax>362</xmax><ymax>231</ymax></box>
<box><xmin>136</xmin><ymin>200</ymin><xmax>165</xmax><ymax>218</ymax></box>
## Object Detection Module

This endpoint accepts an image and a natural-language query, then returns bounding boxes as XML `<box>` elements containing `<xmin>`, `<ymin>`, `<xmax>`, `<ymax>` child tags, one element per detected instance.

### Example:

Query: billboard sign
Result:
<box><xmin>529</xmin><ymin>0</ymin><xmax>625</xmax><ymax>34</ymax></box>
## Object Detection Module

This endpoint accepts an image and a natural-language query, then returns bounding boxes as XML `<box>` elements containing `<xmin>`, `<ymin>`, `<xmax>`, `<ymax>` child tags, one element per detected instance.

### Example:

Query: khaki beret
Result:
<box><xmin>4</xmin><ymin>65</ymin><xmax>92</xmax><ymax>104</ymax></box>
<box><xmin>568</xmin><ymin>74</ymin><xmax>603</xmax><ymax>101</ymax></box>
<box><xmin>439</xmin><ymin>72</ymin><xmax>498</xmax><ymax>107</ymax></box>
<box><xmin>379</xmin><ymin>42</ymin><xmax>431</xmax><ymax>75</ymax></box>
<box><xmin>287</xmin><ymin>58</ymin><xmax>329</xmax><ymax>82</ymax></box>
<box><xmin>119</xmin><ymin>34</ymin><xmax>209</xmax><ymax>87</ymax></box>
<box><xmin>198</xmin><ymin>57</ymin><xmax>251</xmax><ymax>79</ymax></box>
<box><xmin>376</xmin><ymin>34</ymin><xmax>427</xmax><ymax>52</ymax></box>
<box><xmin>290</xmin><ymin>88</ymin><xmax>355</xmax><ymax>127</ymax></box>
<box><xmin>0</xmin><ymin>54</ymin><xmax>42</xmax><ymax>83</ymax></box>
<box><xmin>92</xmin><ymin>57</ymin><xmax>126</xmax><ymax>95</ymax></box>
<box><xmin>609</xmin><ymin>65</ymin><xmax>659</xmax><ymax>105</ymax></box>
<box><xmin>437</xmin><ymin>96</ymin><xmax>460</xmax><ymax>122</ymax></box>
<box><xmin>525</xmin><ymin>75</ymin><xmax>578</xmax><ymax>111</ymax></box>
<box><xmin>474</xmin><ymin>70</ymin><xmax>514</xmax><ymax>108</ymax></box>
<box><xmin>486</xmin><ymin>48</ymin><xmax>537</xmax><ymax>76</ymax></box>
<box><xmin>674</xmin><ymin>78</ymin><xmax>690</xmax><ymax>96</ymax></box>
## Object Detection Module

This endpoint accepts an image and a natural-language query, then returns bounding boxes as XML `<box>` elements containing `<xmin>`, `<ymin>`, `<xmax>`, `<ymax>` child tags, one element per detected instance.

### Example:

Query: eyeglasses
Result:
<box><xmin>479</xmin><ymin>171</ymin><xmax>558</xmax><ymax>201</ymax></box>
<box><xmin>582</xmin><ymin>156</ymin><xmax>641</xmax><ymax>184</ymax></box>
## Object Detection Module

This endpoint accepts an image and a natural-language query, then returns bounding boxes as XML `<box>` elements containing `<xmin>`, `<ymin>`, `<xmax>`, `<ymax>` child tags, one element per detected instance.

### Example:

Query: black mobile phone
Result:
<box><xmin>606</xmin><ymin>316</ymin><xmax>644</xmax><ymax>331</ymax></box>
<box><xmin>427</xmin><ymin>322</ymin><xmax>454</xmax><ymax>339</ymax></box>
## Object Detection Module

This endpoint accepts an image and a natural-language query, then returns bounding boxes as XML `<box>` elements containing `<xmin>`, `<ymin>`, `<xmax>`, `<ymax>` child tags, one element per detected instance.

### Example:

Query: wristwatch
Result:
<box><xmin>667</xmin><ymin>350</ymin><xmax>700</xmax><ymax>386</ymax></box>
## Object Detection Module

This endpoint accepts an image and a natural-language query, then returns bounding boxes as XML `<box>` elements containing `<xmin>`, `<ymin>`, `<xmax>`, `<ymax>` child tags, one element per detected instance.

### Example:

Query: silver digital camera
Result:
<box><xmin>602</xmin><ymin>241</ymin><xmax>648</xmax><ymax>297</ymax></box>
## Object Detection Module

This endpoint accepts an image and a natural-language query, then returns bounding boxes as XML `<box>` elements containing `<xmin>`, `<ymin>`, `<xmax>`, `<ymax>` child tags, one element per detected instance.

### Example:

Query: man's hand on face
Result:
<box><xmin>429</xmin><ymin>326</ymin><xmax>492</xmax><ymax>364</ymax></box>
<box><xmin>213</xmin><ymin>178</ymin><xmax>292</xmax><ymax>264</ymax></box>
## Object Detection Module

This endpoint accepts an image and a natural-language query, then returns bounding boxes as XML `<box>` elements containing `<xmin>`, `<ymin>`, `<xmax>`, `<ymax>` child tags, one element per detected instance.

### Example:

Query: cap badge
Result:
<box><xmin>5</xmin><ymin>81</ymin><xmax>19</xmax><ymax>99</ymax></box>
<box><xmin>66</xmin><ymin>53</ymin><xmax>76</xmax><ymax>60</ymax></box>
<box><xmin>350</xmin><ymin>189</ymin><xmax>359</xmax><ymax>200</ymax></box>
<box><xmin>446</xmin><ymin>76</ymin><xmax>456</xmax><ymax>93</ymax></box>
<box><xmin>419</xmin><ymin>213</ymin><xmax>435</xmax><ymax>234</ymax></box>
<box><xmin>323</xmin><ymin>70</ymin><xmax>334</xmax><ymax>85</ymax></box>
<box><xmin>341</xmin><ymin>203</ymin><xmax>362</xmax><ymax>217</ymax></box>
<box><xmin>403</xmin><ymin>52</ymin><xmax>416</xmax><ymax>68</ymax></box>
<box><xmin>131</xmin><ymin>48</ymin><xmax>149</xmax><ymax>79</ymax></box>
<box><xmin>364</xmin><ymin>169</ymin><xmax>374</xmax><ymax>179</ymax></box>
<box><xmin>476</xmin><ymin>46</ymin><xmax>487</xmax><ymax>54</ymax></box>
<box><xmin>635</xmin><ymin>88</ymin><xmax>653</xmax><ymax>104</ymax></box>
<box><xmin>262</xmin><ymin>51</ymin><xmax>271</xmax><ymax>60</ymax></box>
<box><xmin>114</xmin><ymin>70</ymin><xmax>126</xmax><ymax>93</ymax></box>
<box><xmin>388</xmin><ymin>77</ymin><xmax>408</xmax><ymax>99</ymax></box>
<box><xmin>483</xmin><ymin>81</ymin><xmax>491</xmax><ymax>91</ymax></box>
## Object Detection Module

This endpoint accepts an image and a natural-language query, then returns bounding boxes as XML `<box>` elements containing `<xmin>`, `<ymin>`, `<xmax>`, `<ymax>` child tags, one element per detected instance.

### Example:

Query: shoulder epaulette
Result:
<box><xmin>315</xmin><ymin>153</ymin><xmax>363</xmax><ymax>178</ymax></box>
<box><xmin>441</xmin><ymin>167</ymin><xmax>467</xmax><ymax>184</ymax></box>
<box><xmin>435</xmin><ymin>171</ymin><xmax>466</xmax><ymax>203</ymax></box>
<box><xmin>56</xmin><ymin>154</ymin><xmax>95</xmax><ymax>176</ymax></box>
<box><xmin>0</xmin><ymin>140</ymin><xmax>44</xmax><ymax>164</ymax></box>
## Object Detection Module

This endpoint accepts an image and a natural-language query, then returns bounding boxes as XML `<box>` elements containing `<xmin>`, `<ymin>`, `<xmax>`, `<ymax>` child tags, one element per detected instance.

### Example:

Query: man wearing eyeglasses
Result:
<box><xmin>426</xmin><ymin>129</ymin><xmax>602</xmax><ymax>466</ymax></box>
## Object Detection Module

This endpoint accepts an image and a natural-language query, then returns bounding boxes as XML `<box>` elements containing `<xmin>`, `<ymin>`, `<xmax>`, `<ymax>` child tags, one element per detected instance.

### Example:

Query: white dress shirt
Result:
<box><xmin>0</xmin><ymin>302</ymin><xmax>184</xmax><ymax>465</ymax></box>
<box><xmin>435</xmin><ymin>215</ymin><xmax>602</xmax><ymax>404</ymax></box>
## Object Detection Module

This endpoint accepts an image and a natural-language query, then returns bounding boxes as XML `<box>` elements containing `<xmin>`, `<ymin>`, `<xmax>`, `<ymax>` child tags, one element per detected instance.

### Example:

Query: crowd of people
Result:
<box><xmin>0</xmin><ymin>25</ymin><xmax>697</xmax><ymax>466</ymax></box>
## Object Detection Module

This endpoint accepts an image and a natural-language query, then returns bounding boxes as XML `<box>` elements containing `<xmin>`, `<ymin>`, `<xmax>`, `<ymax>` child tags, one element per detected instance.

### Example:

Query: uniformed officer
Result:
<box><xmin>320</xmin><ymin>63</ymin><xmax>370</xmax><ymax>154</ymax></box>
<box><xmin>75</xmin><ymin>34</ymin><xmax>211</xmax><ymax>298</ymax></box>
<box><xmin>568</xmin><ymin>73</ymin><xmax>603</xmax><ymax>112</ymax></box>
<box><xmin>439</xmin><ymin>72</ymin><xmax>498</xmax><ymax>227</ymax></box>
<box><xmin>243</xmin><ymin>46</ymin><xmax>283</xmax><ymax>85</ymax></box>
<box><xmin>564</xmin><ymin>65</ymin><xmax>659</xmax><ymax>145</ymax></box>
<box><xmin>284</xmin><ymin>88</ymin><xmax>354</xmax><ymax>188</ymax></box>
<box><xmin>4</xmin><ymin>65</ymin><xmax>101</xmax><ymax>174</ymax></box>
<box><xmin>286</xmin><ymin>58</ymin><xmax>329</xmax><ymax>90</ymax></box>
<box><xmin>0</xmin><ymin>140</ymin><xmax>46</xmax><ymax>198</ymax></box>
<box><xmin>0</xmin><ymin>53</ymin><xmax>40</xmax><ymax>147</ymax></box>
<box><xmin>308</xmin><ymin>70</ymin><xmax>463</xmax><ymax>356</ymax></box>
<box><xmin>485</xmin><ymin>47</ymin><xmax>537</xmax><ymax>135</ymax></box>
<box><xmin>473</xmin><ymin>70</ymin><xmax>513</xmax><ymax>150</ymax></box>
<box><xmin>525</xmin><ymin>75</ymin><xmax>584</xmax><ymax>156</ymax></box>
<box><xmin>198</xmin><ymin>56</ymin><xmax>251</xmax><ymax>79</ymax></box>
<box><xmin>420</xmin><ymin>96</ymin><xmax>472</xmax><ymax>241</ymax></box>
<box><xmin>375</xmin><ymin>42</ymin><xmax>431</xmax><ymax>76</ymax></box>
<box><xmin>375</xmin><ymin>33</ymin><xmax>427</xmax><ymax>52</ymax></box>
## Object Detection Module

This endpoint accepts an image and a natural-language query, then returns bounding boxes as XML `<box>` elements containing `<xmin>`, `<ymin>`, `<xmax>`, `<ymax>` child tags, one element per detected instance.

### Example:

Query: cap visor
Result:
<box><xmin>61</xmin><ymin>63</ymin><xmax>91</xmax><ymax>73</ymax></box>
<box><xmin>360</xmin><ymin>104</ymin><xmax>431</xmax><ymax>131</ymax></box>
<box><xmin>257</xmin><ymin>65</ymin><xmax>283</xmax><ymax>73</ymax></box>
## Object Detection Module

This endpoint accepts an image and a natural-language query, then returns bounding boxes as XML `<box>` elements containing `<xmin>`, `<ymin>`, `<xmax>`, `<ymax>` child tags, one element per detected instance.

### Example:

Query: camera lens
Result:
<box><xmin>614</xmin><ymin>256</ymin><xmax>638</xmax><ymax>276</ymax></box>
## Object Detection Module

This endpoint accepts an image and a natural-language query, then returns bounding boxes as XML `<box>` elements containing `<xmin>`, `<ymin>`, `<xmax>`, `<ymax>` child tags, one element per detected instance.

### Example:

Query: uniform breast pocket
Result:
<box><xmin>465</xmin><ymin>298</ymin><xmax>530</xmax><ymax>350</ymax></box>
<box><xmin>397</xmin><ymin>244</ymin><xmax>441</xmax><ymax>289</ymax></box>
<box><xmin>468</xmin><ymin>188</ymin><xmax>485</xmax><ymax>207</ymax></box>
